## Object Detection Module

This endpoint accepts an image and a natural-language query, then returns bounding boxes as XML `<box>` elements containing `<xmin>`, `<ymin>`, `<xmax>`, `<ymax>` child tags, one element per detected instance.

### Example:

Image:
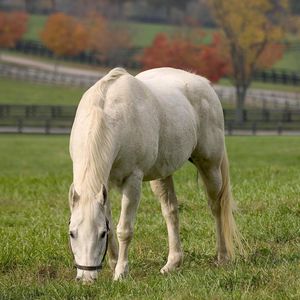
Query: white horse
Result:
<box><xmin>69</xmin><ymin>67</ymin><xmax>242</xmax><ymax>283</ymax></box>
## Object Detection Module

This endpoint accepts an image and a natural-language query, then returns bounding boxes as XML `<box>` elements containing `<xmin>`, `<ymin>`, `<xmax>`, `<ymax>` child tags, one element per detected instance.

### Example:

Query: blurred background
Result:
<box><xmin>0</xmin><ymin>0</ymin><xmax>300</xmax><ymax>134</ymax></box>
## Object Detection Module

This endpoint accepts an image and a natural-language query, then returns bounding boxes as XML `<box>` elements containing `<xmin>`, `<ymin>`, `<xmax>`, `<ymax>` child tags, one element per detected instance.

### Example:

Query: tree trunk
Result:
<box><xmin>235</xmin><ymin>84</ymin><xmax>247</xmax><ymax>124</ymax></box>
<box><xmin>24</xmin><ymin>0</ymin><xmax>34</xmax><ymax>13</ymax></box>
<box><xmin>50</xmin><ymin>0</ymin><xmax>56</xmax><ymax>13</ymax></box>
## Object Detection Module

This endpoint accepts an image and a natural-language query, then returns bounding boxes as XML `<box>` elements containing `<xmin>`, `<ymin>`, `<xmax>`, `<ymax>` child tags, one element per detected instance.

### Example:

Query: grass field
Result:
<box><xmin>0</xmin><ymin>78</ymin><xmax>85</xmax><ymax>105</ymax></box>
<box><xmin>23</xmin><ymin>15</ymin><xmax>47</xmax><ymax>41</ymax></box>
<box><xmin>0</xmin><ymin>135</ymin><xmax>299</xmax><ymax>299</ymax></box>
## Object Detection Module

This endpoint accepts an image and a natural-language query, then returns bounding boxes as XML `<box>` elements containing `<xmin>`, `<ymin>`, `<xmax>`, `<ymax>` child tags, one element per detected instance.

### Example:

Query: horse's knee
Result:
<box><xmin>161</xmin><ymin>203</ymin><xmax>178</xmax><ymax>219</ymax></box>
<box><xmin>116</xmin><ymin>227</ymin><xmax>133</xmax><ymax>243</ymax></box>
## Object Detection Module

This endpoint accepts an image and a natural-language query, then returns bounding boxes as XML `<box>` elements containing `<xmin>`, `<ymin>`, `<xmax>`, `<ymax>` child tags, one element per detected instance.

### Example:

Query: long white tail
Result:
<box><xmin>219</xmin><ymin>149</ymin><xmax>244</xmax><ymax>258</ymax></box>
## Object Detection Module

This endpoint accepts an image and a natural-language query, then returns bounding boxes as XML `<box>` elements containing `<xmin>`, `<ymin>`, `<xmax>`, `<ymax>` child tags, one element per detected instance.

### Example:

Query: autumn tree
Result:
<box><xmin>141</xmin><ymin>32</ymin><xmax>229</xmax><ymax>82</ymax></box>
<box><xmin>0</xmin><ymin>11</ymin><xmax>28</xmax><ymax>59</ymax></box>
<box><xmin>209</xmin><ymin>0</ymin><xmax>287</xmax><ymax>123</ymax></box>
<box><xmin>40</xmin><ymin>13</ymin><xmax>88</xmax><ymax>59</ymax></box>
<box><xmin>84</xmin><ymin>13</ymin><xmax>132</xmax><ymax>62</ymax></box>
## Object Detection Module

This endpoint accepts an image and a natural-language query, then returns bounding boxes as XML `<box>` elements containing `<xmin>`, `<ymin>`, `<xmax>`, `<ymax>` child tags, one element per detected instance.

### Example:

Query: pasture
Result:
<box><xmin>22</xmin><ymin>14</ymin><xmax>300</xmax><ymax>72</ymax></box>
<box><xmin>0</xmin><ymin>78</ymin><xmax>85</xmax><ymax>105</ymax></box>
<box><xmin>0</xmin><ymin>135</ymin><xmax>299</xmax><ymax>299</ymax></box>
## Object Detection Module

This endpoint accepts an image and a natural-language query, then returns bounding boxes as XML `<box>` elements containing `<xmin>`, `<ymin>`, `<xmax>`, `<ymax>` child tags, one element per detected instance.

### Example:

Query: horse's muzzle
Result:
<box><xmin>76</xmin><ymin>269</ymin><xmax>98</xmax><ymax>284</ymax></box>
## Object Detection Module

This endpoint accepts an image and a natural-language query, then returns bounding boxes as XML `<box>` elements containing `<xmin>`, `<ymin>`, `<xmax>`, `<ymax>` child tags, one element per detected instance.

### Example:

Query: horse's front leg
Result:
<box><xmin>114</xmin><ymin>170</ymin><xmax>143</xmax><ymax>281</ymax></box>
<box><xmin>105</xmin><ymin>198</ymin><xmax>119</xmax><ymax>271</ymax></box>
<box><xmin>150</xmin><ymin>176</ymin><xmax>183</xmax><ymax>274</ymax></box>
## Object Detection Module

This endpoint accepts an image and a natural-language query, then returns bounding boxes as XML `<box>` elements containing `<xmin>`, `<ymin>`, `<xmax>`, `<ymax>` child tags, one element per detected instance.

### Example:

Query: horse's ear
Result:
<box><xmin>96</xmin><ymin>185</ymin><xmax>107</xmax><ymax>206</ymax></box>
<box><xmin>69</xmin><ymin>183</ymin><xmax>79</xmax><ymax>210</ymax></box>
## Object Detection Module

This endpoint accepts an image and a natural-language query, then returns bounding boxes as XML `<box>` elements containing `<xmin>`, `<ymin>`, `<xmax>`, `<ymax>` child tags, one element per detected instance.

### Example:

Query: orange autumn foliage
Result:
<box><xmin>40</xmin><ymin>13</ymin><xmax>88</xmax><ymax>57</ymax></box>
<box><xmin>84</xmin><ymin>13</ymin><xmax>132</xmax><ymax>60</ymax></box>
<box><xmin>257</xmin><ymin>43</ymin><xmax>285</xmax><ymax>70</ymax></box>
<box><xmin>0</xmin><ymin>11</ymin><xmax>28</xmax><ymax>48</ymax></box>
<box><xmin>141</xmin><ymin>32</ymin><xmax>229</xmax><ymax>82</ymax></box>
<box><xmin>84</xmin><ymin>13</ymin><xmax>108</xmax><ymax>56</ymax></box>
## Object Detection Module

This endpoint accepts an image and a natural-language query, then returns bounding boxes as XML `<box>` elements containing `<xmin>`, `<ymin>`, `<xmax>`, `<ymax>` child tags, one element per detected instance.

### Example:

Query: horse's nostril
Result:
<box><xmin>75</xmin><ymin>277</ymin><xmax>81</xmax><ymax>282</ymax></box>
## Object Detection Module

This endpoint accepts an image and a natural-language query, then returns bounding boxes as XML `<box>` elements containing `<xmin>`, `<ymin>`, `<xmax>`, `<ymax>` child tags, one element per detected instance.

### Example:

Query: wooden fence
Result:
<box><xmin>8</xmin><ymin>40</ymin><xmax>300</xmax><ymax>86</ymax></box>
<box><xmin>0</xmin><ymin>104</ymin><xmax>300</xmax><ymax>135</ymax></box>
<box><xmin>0</xmin><ymin>64</ymin><xmax>98</xmax><ymax>87</ymax></box>
<box><xmin>2</xmin><ymin>63</ymin><xmax>300</xmax><ymax>110</ymax></box>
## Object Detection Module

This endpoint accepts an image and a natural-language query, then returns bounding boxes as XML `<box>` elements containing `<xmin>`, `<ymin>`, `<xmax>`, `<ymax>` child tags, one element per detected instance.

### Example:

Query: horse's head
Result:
<box><xmin>68</xmin><ymin>183</ymin><xmax>109</xmax><ymax>284</ymax></box>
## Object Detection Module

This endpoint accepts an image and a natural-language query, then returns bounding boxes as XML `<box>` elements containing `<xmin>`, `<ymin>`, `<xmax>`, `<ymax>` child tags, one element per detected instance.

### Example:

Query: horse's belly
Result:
<box><xmin>143</xmin><ymin>157</ymin><xmax>188</xmax><ymax>181</ymax></box>
<box><xmin>143</xmin><ymin>119</ymin><xmax>197</xmax><ymax>181</ymax></box>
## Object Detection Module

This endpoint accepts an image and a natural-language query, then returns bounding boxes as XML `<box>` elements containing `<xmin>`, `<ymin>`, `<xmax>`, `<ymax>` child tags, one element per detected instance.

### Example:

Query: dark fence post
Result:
<box><xmin>277</xmin><ymin>123</ymin><xmax>282</xmax><ymax>135</ymax></box>
<box><xmin>243</xmin><ymin>109</ymin><xmax>247</xmax><ymax>122</ymax></box>
<box><xmin>17</xmin><ymin>119</ymin><xmax>23</xmax><ymax>133</ymax></box>
<box><xmin>45</xmin><ymin>120</ymin><xmax>51</xmax><ymax>134</ymax></box>
<box><xmin>283</xmin><ymin>110</ymin><xmax>291</xmax><ymax>122</ymax></box>
<box><xmin>252</xmin><ymin>122</ymin><xmax>257</xmax><ymax>135</ymax></box>
<box><xmin>262</xmin><ymin>108</ymin><xmax>270</xmax><ymax>122</ymax></box>
<box><xmin>228</xmin><ymin>121</ymin><xmax>233</xmax><ymax>136</ymax></box>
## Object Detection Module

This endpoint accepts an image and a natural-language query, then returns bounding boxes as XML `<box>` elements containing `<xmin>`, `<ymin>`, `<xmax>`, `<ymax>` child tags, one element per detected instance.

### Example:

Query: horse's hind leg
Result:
<box><xmin>198</xmin><ymin>162</ymin><xmax>228</xmax><ymax>261</ymax></box>
<box><xmin>192</xmin><ymin>151</ymin><xmax>239</xmax><ymax>263</ymax></box>
<box><xmin>150</xmin><ymin>176</ymin><xmax>183</xmax><ymax>274</ymax></box>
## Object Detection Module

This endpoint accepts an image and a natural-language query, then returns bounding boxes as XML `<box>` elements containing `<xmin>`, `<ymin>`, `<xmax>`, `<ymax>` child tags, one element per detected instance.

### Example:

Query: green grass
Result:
<box><xmin>125</xmin><ymin>21</ymin><xmax>216</xmax><ymax>47</ymax></box>
<box><xmin>0</xmin><ymin>77</ymin><xmax>85</xmax><ymax>105</ymax></box>
<box><xmin>124</xmin><ymin>21</ymin><xmax>182</xmax><ymax>47</ymax></box>
<box><xmin>274</xmin><ymin>50</ymin><xmax>300</xmax><ymax>72</ymax></box>
<box><xmin>0</xmin><ymin>135</ymin><xmax>299</xmax><ymax>299</ymax></box>
<box><xmin>23</xmin><ymin>15</ymin><xmax>47</xmax><ymax>41</ymax></box>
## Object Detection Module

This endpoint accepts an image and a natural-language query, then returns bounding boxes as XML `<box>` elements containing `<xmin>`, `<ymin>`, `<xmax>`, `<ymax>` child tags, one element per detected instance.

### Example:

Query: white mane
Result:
<box><xmin>70</xmin><ymin>68</ymin><xmax>128</xmax><ymax>199</ymax></box>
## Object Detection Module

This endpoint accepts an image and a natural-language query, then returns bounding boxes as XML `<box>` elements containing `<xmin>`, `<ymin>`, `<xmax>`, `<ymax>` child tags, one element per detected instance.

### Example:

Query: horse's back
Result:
<box><xmin>136</xmin><ymin>68</ymin><xmax>223</xmax><ymax>127</ymax></box>
<box><xmin>136</xmin><ymin>67</ymin><xmax>225</xmax><ymax>164</ymax></box>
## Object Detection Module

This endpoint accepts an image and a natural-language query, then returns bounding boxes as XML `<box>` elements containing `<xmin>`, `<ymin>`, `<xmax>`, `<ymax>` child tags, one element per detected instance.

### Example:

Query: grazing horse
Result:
<box><xmin>69</xmin><ymin>67</ymin><xmax>241</xmax><ymax>283</ymax></box>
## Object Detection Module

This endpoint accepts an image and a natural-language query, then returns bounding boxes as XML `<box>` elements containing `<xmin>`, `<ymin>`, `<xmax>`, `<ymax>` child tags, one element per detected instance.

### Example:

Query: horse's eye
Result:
<box><xmin>69</xmin><ymin>231</ymin><xmax>75</xmax><ymax>239</ymax></box>
<box><xmin>100</xmin><ymin>231</ymin><xmax>106</xmax><ymax>239</ymax></box>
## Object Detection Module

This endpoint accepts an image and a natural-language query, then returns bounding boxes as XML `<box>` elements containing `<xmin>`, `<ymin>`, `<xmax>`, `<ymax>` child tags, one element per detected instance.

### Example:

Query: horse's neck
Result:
<box><xmin>73</xmin><ymin>108</ymin><xmax>117</xmax><ymax>196</ymax></box>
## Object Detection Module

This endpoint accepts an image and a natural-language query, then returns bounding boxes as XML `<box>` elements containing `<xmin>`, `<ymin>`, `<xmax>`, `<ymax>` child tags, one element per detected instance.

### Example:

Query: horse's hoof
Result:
<box><xmin>160</xmin><ymin>263</ymin><xmax>180</xmax><ymax>274</ymax></box>
<box><xmin>113</xmin><ymin>264</ymin><xmax>129</xmax><ymax>281</ymax></box>
<box><xmin>113</xmin><ymin>271</ymin><xmax>128</xmax><ymax>281</ymax></box>
<box><xmin>160</xmin><ymin>259</ymin><xmax>183</xmax><ymax>274</ymax></box>
<box><xmin>160</xmin><ymin>252</ymin><xmax>183</xmax><ymax>274</ymax></box>
<box><xmin>215</xmin><ymin>254</ymin><xmax>230</xmax><ymax>266</ymax></box>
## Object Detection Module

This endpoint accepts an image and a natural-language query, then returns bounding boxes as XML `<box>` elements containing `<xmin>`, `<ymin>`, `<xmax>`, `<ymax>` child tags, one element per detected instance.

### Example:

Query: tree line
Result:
<box><xmin>0</xmin><ymin>0</ymin><xmax>296</xmax><ymax>123</ymax></box>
